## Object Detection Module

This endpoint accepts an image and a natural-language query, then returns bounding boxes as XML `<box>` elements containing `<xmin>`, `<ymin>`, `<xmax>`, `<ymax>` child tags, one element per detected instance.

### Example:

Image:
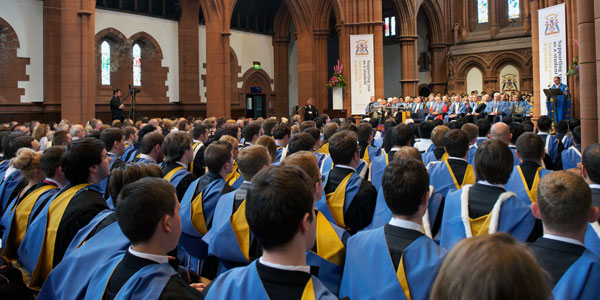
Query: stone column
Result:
<box><xmin>489</xmin><ymin>0</ymin><xmax>500</xmax><ymax>37</ymax></box>
<box><xmin>204</xmin><ymin>26</ymin><xmax>231</xmax><ymax>118</ymax></box>
<box><xmin>295</xmin><ymin>31</ymin><xmax>315</xmax><ymax>108</ymax></box>
<box><xmin>578</xmin><ymin>0</ymin><xmax>598</xmax><ymax>147</ymax></box>
<box><xmin>461</xmin><ymin>0</ymin><xmax>469</xmax><ymax>40</ymax></box>
<box><xmin>430</xmin><ymin>43</ymin><xmax>447</xmax><ymax>94</ymax></box>
<box><xmin>398</xmin><ymin>35</ymin><xmax>419</xmax><ymax>97</ymax></box>
<box><xmin>313</xmin><ymin>28</ymin><xmax>330</xmax><ymax>111</ymax></box>
<box><xmin>530</xmin><ymin>0</ymin><xmax>541</xmax><ymax>118</ymax></box>
<box><xmin>60</xmin><ymin>0</ymin><xmax>96</xmax><ymax>123</ymax></box>
<box><xmin>43</xmin><ymin>0</ymin><xmax>62</xmax><ymax>106</ymax></box>
<box><xmin>178</xmin><ymin>0</ymin><xmax>200</xmax><ymax>104</ymax></box>
<box><xmin>273</xmin><ymin>35</ymin><xmax>290</xmax><ymax>116</ymax></box>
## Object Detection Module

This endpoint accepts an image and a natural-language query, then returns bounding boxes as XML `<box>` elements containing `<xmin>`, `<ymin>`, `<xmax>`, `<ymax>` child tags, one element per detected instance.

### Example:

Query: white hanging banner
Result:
<box><xmin>538</xmin><ymin>3</ymin><xmax>567</xmax><ymax>115</ymax></box>
<box><xmin>350</xmin><ymin>34</ymin><xmax>375</xmax><ymax>115</ymax></box>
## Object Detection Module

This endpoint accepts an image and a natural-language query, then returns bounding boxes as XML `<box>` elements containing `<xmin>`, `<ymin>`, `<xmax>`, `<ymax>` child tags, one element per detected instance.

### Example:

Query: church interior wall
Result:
<box><xmin>0</xmin><ymin>0</ymin><xmax>43</xmax><ymax>103</ymax></box>
<box><xmin>229</xmin><ymin>30</ymin><xmax>275</xmax><ymax>90</ymax></box>
<box><xmin>288</xmin><ymin>22</ymin><xmax>299</xmax><ymax>116</ymax></box>
<box><xmin>416</xmin><ymin>9</ymin><xmax>431</xmax><ymax>91</ymax></box>
<box><xmin>383</xmin><ymin>44</ymin><xmax>402</xmax><ymax>98</ymax></box>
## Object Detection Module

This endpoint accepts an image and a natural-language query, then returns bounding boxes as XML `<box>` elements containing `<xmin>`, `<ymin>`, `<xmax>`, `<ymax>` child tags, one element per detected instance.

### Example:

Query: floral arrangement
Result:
<box><xmin>567</xmin><ymin>40</ymin><xmax>579</xmax><ymax>76</ymax></box>
<box><xmin>326</xmin><ymin>60</ymin><xmax>347</xmax><ymax>88</ymax></box>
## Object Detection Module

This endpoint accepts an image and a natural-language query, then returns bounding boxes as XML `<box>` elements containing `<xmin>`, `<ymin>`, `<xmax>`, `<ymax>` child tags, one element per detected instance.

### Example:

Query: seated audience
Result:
<box><xmin>427</xmin><ymin>129</ymin><xmax>475</xmax><ymax>197</ymax></box>
<box><xmin>561</xmin><ymin>126</ymin><xmax>582</xmax><ymax>170</ymax></box>
<box><xmin>162</xmin><ymin>132</ymin><xmax>196</xmax><ymax>201</ymax></box>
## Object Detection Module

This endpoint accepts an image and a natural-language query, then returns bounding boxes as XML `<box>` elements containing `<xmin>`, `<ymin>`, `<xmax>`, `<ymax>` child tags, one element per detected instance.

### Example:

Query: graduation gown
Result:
<box><xmin>0</xmin><ymin>159</ymin><xmax>10</xmax><ymax>179</ymax></box>
<box><xmin>552</xmin><ymin>250</ymin><xmax>600</xmax><ymax>299</ymax></box>
<box><xmin>360</xmin><ymin>144</ymin><xmax>383</xmax><ymax>167</ymax></box>
<box><xmin>204</xmin><ymin>260</ymin><xmax>337</xmax><ymax>300</ymax></box>
<box><xmin>276</xmin><ymin>145</ymin><xmax>288</xmax><ymax>163</ymax></box>
<box><xmin>121</xmin><ymin>144</ymin><xmax>136</xmax><ymax>163</ymax></box>
<box><xmin>339</xmin><ymin>228</ymin><xmax>446</xmax><ymax>300</ymax></box>
<box><xmin>162</xmin><ymin>164</ymin><xmax>195</xmax><ymax>201</ymax></box>
<box><xmin>585</xmin><ymin>222</ymin><xmax>600</xmax><ymax>258</ymax></box>
<box><xmin>538</xmin><ymin>133</ymin><xmax>561</xmax><ymax>166</ymax></box>
<box><xmin>561</xmin><ymin>145</ymin><xmax>582</xmax><ymax>170</ymax></box>
<box><xmin>369</xmin><ymin>153</ymin><xmax>390</xmax><ymax>192</ymax></box>
<box><xmin>427</xmin><ymin>159</ymin><xmax>476</xmax><ymax>198</ymax></box>
<box><xmin>422</xmin><ymin>150</ymin><xmax>448</xmax><ymax>167</ymax></box>
<box><xmin>547</xmin><ymin>83</ymin><xmax>571</xmax><ymax>122</ymax></box>
<box><xmin>466</xmin><ymin>144</ymin><xmax>477</xmax><ymax>165</ymax></box>
<box><xmin>505</xmin><ymin>165</ymin><xmax>552</xmax><ymax>204</ymax></box>
<box><xmin>439</xmin><ymin>185</ymin><xmax>535</xmax><ymax>249</ymax></box>
<box><xmin>0</xmin><ymin>169</ymin><xmax>24</xmax><ymax>215</ymax></box>
<box><xmin>509</xmin><ymin>146</ymin><xmax>520</xmax><ymax>166</ymax></box>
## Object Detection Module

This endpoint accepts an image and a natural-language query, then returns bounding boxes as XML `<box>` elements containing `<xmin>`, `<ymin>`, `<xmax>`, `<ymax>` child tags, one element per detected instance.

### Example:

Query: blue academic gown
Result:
<box><xmin>121</xmin><ymin>144</ymin><xmax>135</xmax><ymax>162</ymax></box>
<box><xmin>585</xmin><ymin>222</ymin><xmax>600</xmax><ymax>258</ymax></box>
<box><xmin>316</xmin><ymin>172</ymin><xmax>362</xmax><ymax>229</ymax></box>
<box><xmin>427</xmin><ymin>160</ymin><xmax>475</xmax><ymax>198</ymax></box>
<box><xmin>539</xmin><ymin>133</ymin><xmax>561</xmax><ymax>165</ymax></box>
<box><xmin>552</xmin><ymin>250</ymin><xmax>600</xmax><ymax>299</ymax></box>
<box><xmin>39</xmin><ymin>211</ymin><xmax>130</xmax><ymax>300</ymax></box>
<box><xmin>547</xmin><ymin>83</ymin><xmax>571</xmax><ymax>122</ymax></box>
<box><xmin>505</xmin><ymin>165</ymin><xmax>552</xmax><ymax>204</ymax></box>
<box><xmin>508</xmin><ymin>146</ymin><xmax>520</xmax><ymax>166</ymax></box>
<box><xmin>439</xmin><ymin>185</ymin><xmax>535</xmax><ymax>249</ymax></box>
<box><xmin>84</xmin><ymin>251</ymin><xmax>177</xmax><ymax>300</ymax></box>
<box><xmin>99</xmin><ymin>153</ymin><xmax>121</xmax><ymax>196</ymax></box>
<box><xmin>0</xmin><ymin>170</ymin><xmax>23</xmax><ymax>215</ymax></box>
<box><xmin>339</xmin><ymin>229</ymin><xmax>446</xmax><ymax>300</ymax></box>
<box><xmin>561</xmin><ymin>145</ymin><xmax>582</xmax><ymax>170</ymax></box>
<box><xmin>320</xmin><ymin>156</ymin><xmax>334</xmax><ymax>176</ymax></box>
<box><xmin>0</xmin><ymin>159</ymin><xmax>10</xmax><ymax>180</ymax></box>
<box><xmin>561</xmin><ymin>135</ymin><xmax>574</xmax><ymax>150</ymax></box>
<box><xmin>165</xmin><ymin>167</ymin><xmax>192</xmax><ymax>191</ymax></box>
<box><xmin>466</xmin><ymin>144</ymin><xmax>478</xmax><ymax>165</ymax></box>
<box><xmin>204</xmin><ymin>260</ymin><xmax>337</xmax><ymax>300</ymax></box>
<box><xmin>369</xmin><ymin>154</ymin><xmax>390</xmax><ymax>191</ymax></box>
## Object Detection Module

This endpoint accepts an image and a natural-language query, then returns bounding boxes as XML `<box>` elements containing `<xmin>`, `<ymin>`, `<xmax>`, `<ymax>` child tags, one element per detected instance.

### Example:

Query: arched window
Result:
<box><xmin>133</xmin><ymin>44</ymin><xmax>141</xmax><ymax>86</ymax></box>
<box><xmin>466</xmin><ymin>67</ymin><xmax>484</xmax><ymax>95</ymax></box>
<box><xmin>384</xmin><ymin>16</ymin><xmax>396</xmax><ymax>37</ymax></box>
<box><xmin>101</xmin><ymin>41</ymin><xmax>110</xmax><ymax>85</ymax></box>
<box><xmin>508</xmin><ymin>0</ymin><xmax>520</xmax><ymax>19</ymax></box>
<box><xmin>477</xmin><ymin>0</ymin><xmax>488</xmax><ymax>23</ymax></box>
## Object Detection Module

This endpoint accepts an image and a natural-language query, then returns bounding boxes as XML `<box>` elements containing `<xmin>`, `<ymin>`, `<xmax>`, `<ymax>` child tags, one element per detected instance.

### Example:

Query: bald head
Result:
<box><xmin>490</xmin><ymin>122</ymin><xmax>511</xmax><ymax>145</ymax></box>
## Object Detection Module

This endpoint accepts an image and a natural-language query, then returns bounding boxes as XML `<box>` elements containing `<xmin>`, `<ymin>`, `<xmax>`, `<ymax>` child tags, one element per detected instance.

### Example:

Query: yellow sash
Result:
<box><xmin>445</xmin><ymin>160</ymin><xmax>476</xmax><ymax>189</ymax></box>
<box><xmin>517</xmin><ymin>166</ymin><xmax>542</xmax><ymax>203</ymax></box>
<box><xmin>441</xmin><ymin>152</ymin><xmax>449</xmax><ymax>162</ymax></box>
<box><xmin>225</xmin><ymin>162</ymin><xmax>239</xmax><ymax>183</ymax></box>
<box><xmin>163</xmin><ymin>166</ymin><xmax>184</xmax><ymax>181</ymax></box>
<box><xmin>191</xmin><ymin>191</ymin><xmax>209</xmax><ymax>235</ymax></box>
<box><xmin>362</xmin><ymin>145</ymin><xmax>371</xmax><ymax>165</ymax></box>
<box><xmin>231</xmin><ymin>200</ymin><xmax>250</xmax><ymax>262</ymax></box>
<box><xmin>396</xmin><ymin>255</ymin><xmax>412</xmax><ymax>300</ymax></box>
<box><xmin>317</xmin><ymin>142</ymin><xmax>329</xmax><ymax>155</ymax></box>
<box><xmin>315</xmin><ymin>213</ymin><xmax>345</xmax><ymax>266</ymax></box>
<box><xmin>300</xmin><ymin>277</ymin><xmax>317</xmax><ymax>300</ymax></box>
<box><xmin>470</xmin><ymin>213</ymin><xmax>493</xmax><ymax>237</ymax></box>
<box><xmin>188</xmin><ymin>142</ymin><xmax>200</xmax><ymax>173</ymax></box>
<box><xmin>325</xmin><ymin>173</ymin><xmax>352</xmax><ymax>229</ymax></box>
<box><xmin>30</xmin><ymin>183</ymin><xmax>90</xmax><ymax>289</ymax></box>
<box><xmin>2</xmin><ymin>185</ymin><xmax>58</xmax><ymax>260</ymax></box>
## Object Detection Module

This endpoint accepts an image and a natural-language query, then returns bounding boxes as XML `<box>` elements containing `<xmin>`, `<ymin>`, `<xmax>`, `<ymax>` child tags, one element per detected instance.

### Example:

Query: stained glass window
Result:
<box><xmin>101</xmin><ymin>41</ymin><xmax>110</xmax><ymax>85</ymax></box>
<box><xmin>384</xmin><ymin>17</ymin><xmax>396</xmax><ymax>37</ymax></box>
<box><xmin>478</xmin><ymin>0</ymin><xmax>488</xmax><ymax>23</ymax></box>
<box><xmin>390</xmin><ymin>17</ymin><xmax>396</xmax><ymax>36</ymax></box>
<box><xmin>508</xmin><ymin>0</ymin><xmax>520</xmax><ymax>19</ymax></box>
<box><xmin>133</xmin><ymin>44</ymin><xmax>141</xmax><ymax>86</ymax></box>
<box><xmin>384</xmin><ymin>17</ymin><xmax>390</xmax><ymax>37</ymax></box>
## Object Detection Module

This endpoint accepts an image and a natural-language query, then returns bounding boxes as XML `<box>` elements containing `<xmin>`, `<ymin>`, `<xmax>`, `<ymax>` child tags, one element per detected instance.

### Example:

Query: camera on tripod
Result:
<box><xmin>129</xmin><ymin>85</ymin><xmax>141</xmax><ymax>95</ymax></box>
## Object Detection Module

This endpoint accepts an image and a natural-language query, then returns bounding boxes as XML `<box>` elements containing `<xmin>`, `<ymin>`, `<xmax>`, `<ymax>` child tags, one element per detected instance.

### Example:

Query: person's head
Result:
<box><xmin>246</xmin><ymin>166</ymin><xmax>315</xmax><ymax>252</ymax></box>
<box><xmin>218</xmin><ymin>135</ymin><xmax>239</xmax><ymax>160</ymax></box>
<box><xmin>393</xmin><ymin>146</ymin><xmax>422</xmax><ymax>162</ymax></box>
<box><xmin>100</xmin><ymin>128</ymin><xmax>125</xmax><ymax>156</ymax></box>
<box><xmin>392</xmin><ymin>124</ymin><xmax>414</xmax><ymax>147</ymax></box>
<box><xmin>476</xmin><ymin>118</ymin><xmax>491</xmax><ymax>137</ymax></box>
<box><xmin>140</xmin><ymin>131</ymin><xmax>165</xmax><ymax>159</ymax></box>
<box><xmin>8</xmin><ymin>136</ymin><xmax>38</xmax><ymax>159</ymax></box>
<box><xmin>2</xmin><ymin>132</ymin><xmax>24</xmax><ymax>159</ymax></box>
<box><xmin>273</xmin><ymin>123</ymin><xmax>291</xmax><ymax>142</ymax></box>
<box><xmin>489</xmin><ymin>122</ymin><xmax>511</xmax><ymax>145</ymax></box>
<box><xmin>137</xmin><ymin>125</ymin><xmax>158</xmax><ymax>144</ymax></box>
<box><xmin>357</xmin><ymin>122</ymin><xmax>373</xmax><ymax>144</ymax></box>
<box><xmin>555</xmin><ymin>120</ymin><xmax>568</xmax><ymax>135</ymax></box>
<box><xmin>431</xmin><ymin>125</ymin><xmax>450</xmax><ymax>149</ymax></box>
<box><xmin>262</xmin><ymin>118</ymin><xmax>278</xmax><ymax>137</ymax></box>
<box><xmin>322</xmin><ymin>123</ymin><xmax>339</xmax><ymax>142</ymax></box>
<box><xmin>533</xmin><ymin>171</ymin><xmax>599</xmax><ymax>237</ymax></box>
<box><xmin>572</xmin><ymin>126</ymin><xmax>581</xmax><ymax>145</ymax></box>
<box><xmin>256</xmin><ymin>136</ymin><xmax>277</xmax><ymax>164</ymax></box>
<box><xmin>12</xmin><ymin>148</ymin><xmax>43</xmax><ymax>183</ymax></box>
<box><xmin>280</xmin><ymin>151</ymin><xmax>323</xmax><ymax>201</ymax></box>
<box><xmin>461</xmin><ymin>123</ymin><xmax>478</xmax><ymax>145</ymax></box>
<box><xmin>418</xmin><ymin>121</ymin><xmax>435</xmax><ymax>140</ymax></box>
<box><xmin>237</xmin><ymin>145</ymin><xmax>270</xmax><ymax>181</ymax></box>
<box><xmin>32</xmin><ymin>123</ymin><xmax>48</xmax><ymax>141</ymax></box>
<box><xmin>306</xmin><ymin>98</ymin><xmax>313</xmax><ymax>105</ymax></box>
<box><xmin>243</xmin><ymin>122</ymin><xmax>262</xmax><ymax>144</ymax></box>
<box><xmin>124</xmin><ymin>126</ymin><xmax>137</xmax><ymax>144</ymax></box>
<box><xmin>288</xmin><ymin>133</ymin><xmax>316</xmax><ymax>155</ymax></box>
<box><xmin>303</xmin><ymin>127</ymin><xmax>321</xmax><ymax>149</ymax></box>
<box><xmin>553</xmin><ymin>76</ymin><xmax>561</xmax><ymax>86</ymax></box>
<box><xmin>69</xmin><ymin>124</ymin><xmax>84</xmax><ymax>140</ymax></box>
<box><xmin>61</xmin><ymin>137</ymin><xmax>110</xmax><ymax>184</ymax></box>
<box><xmin>382</xmin><ymin>159</ymin><xmax>429</xmax><ymax>218</ymax></box>
<box><xmin>191</xmin><ymin>124</ymin><xmax>208</xmax><ymax>143</ymax></box>
<box><xmin>41</xmin><ymin>146</ymin><xmax>66</xmax><ymax>184</ymax></box>
<box><xmin>52</xmin><ymin>130</ymin><xmax>72</xmax><ymax>147</ymax></box>
<box><xmin>509</xmin><ymin>122</ymin><xmax>524</xmax><ymax>145</ymax></box>
<box><xmin>113</xmin><ymin>88</ymin><xmax>121</xmax><ymax>97</ymax></box>
<box><xmin>475</xmin><ymin>140</ymin><xmax>514</xmax><ymax>184</ymax></box>
<box><xmin>515</xmin><ymin>132</ymin><xmax>545</xmax><ymax>163</ymax></box>
<box><xmin>204</xmin><ymin>140</ymin><xmax>234</xmax><ymax>175</ymax></box>
<box><xmin>162</xmin><ymin>132</ymin><xmax>193</xmax><ymax>164</ymax></box>
<box><xmin>430</xmin><ymin>233</ymin><xmax>551</xmax><ymax>300</ymax></box>
<box><xmin>109</xmin><ymin>163</ymin><xmax>163</xmax><ymax>205</ymax></box>
<box><xmin>536</xmin><ymin>115</ymin><xmax>552</xmax><ymax>132</ymax></box>
<box><xmin>328</xmin><ymin>131</ymin><xmax>359</xmax><ymax>166</ymax></box>
<box><xmin>116</xmin><ymin>178</ymin><xmax>180</xmax><ymax>253</ymax></box>
<box><xmin>444</xmin><ymin>129</ymin><xmax>469</xmax><ymax>158</ymax></box>
<box><xmin>582</xmin><ymin>143</ymin><xmax>600</xmax><ymax>184</ymax></box>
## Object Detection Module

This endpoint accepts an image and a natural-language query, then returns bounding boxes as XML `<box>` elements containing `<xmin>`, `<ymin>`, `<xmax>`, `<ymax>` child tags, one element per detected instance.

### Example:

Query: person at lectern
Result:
<box><xmin>303</xmin><ymin>98</ymin><xmax>319</xmax><ymax>121</ymax></box>
<box><xmin>547</xmin><ymin>76</ymin><xmax>571</xmax><ymax>122</ymax></box>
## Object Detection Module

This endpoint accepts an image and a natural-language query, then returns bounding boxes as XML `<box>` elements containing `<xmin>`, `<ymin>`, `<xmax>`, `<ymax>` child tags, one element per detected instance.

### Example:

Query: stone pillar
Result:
<box><xmin>43</xmin><ymin>0</ymin><xmax>62</xmax><ymax>105</ymax></box>
<box><xmin>398</xmin><ymin>35</ymin><xmax>419</xmax><ymax>97</ymax></box>
<box><xmin>273</xmin><ymin>35</ymin><xmax>290</xmax><ymax>117</ymax></box>
<box><xmin>178</xmin><ymin>0</ymin><xmax>200</xmax><ymax>104</ymax></box>
<box><xmin>578</xmin><ymin>0</ymin><xmax>598</xmax><ymax>148</ymax></box>
<box><xmin>204</xmin><ymin>27</ymin><xmax>231</xmax><ymax>118</ymax></box>
<box><xmin>522</xmin><ymin>0</ymin><xmax>531</xmax><ymax>33</ymax></box>
<box><xmin>461</xmin><ymin>0</ymin><xmax>469</xmax><ymax>40</ymax></box>
<box><xmin>295</xmin><ymin>31</ymin><xmax>315</xmax><ymax>108</ymax></box>
<box><xmin>429</xmin><ymin>43</ymin><xmax>447</xmax><ymax>94</ymax></box>
<box><xmin>489</xmin><ymin>0</ymin><xmax>500</xmax><ymax>37</ymax></box>
<box><xmin>60</xmin><ymin>0</ymin><xmax>96</xmax><ymax>123</ymax></box>
<box><xmin>313</xmin><ymin>28</ymin><xmax>330</xmax><ymax>111</ymax></box>
<box><xmin>531</xmin><ymin>0</ymin><xmax>541</xmax><ymax>118</ymax></box>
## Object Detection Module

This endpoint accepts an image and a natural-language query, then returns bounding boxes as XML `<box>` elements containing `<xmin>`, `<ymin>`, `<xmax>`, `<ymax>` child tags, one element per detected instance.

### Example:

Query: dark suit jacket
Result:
<box><xmin>529</xmin><ymin>237</ymin><xmax>585</xmax><ymax>286</ymax></box>
<box><xmin>192</xmin><ymin>144</ymin><xmax>207</xmax><ymax>178</ymax></box>
<box><xmin>324</xmin><ymin>166</ymin><xmax>377</xmax><ymax>235</ymax></box>
<box><xmin>384</xmin><ymin>225</ymin><xmax>424</xmax><ymax>270</ymax></box>
<box><xmin>110</xmin><ymin>96</ymin><xmax>123</xmax><ymax>121</ymax></box>
<box><xmin>303</xmin><ymin>105</ymin><xmax>319</xmax><ymax>121</ymax></box>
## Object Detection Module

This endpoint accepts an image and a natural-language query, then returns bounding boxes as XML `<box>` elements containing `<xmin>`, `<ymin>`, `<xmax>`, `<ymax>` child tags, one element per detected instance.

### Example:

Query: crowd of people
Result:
<box><xmin>0</xmin><ymin>101</ymin><xmax>598</xmax><ymax>299</ymax></box>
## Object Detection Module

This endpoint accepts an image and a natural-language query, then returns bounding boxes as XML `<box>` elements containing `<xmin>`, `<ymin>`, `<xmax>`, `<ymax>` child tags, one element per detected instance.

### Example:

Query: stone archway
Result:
<box><xmin>240</xmin><ymin>68</ymin><xmax>276</xmax><ymax>117</ymax></box>
<box><xmin>0</xmin><ymin>17</ymin><xmax>30</xmax><ymax>104</ymax></box>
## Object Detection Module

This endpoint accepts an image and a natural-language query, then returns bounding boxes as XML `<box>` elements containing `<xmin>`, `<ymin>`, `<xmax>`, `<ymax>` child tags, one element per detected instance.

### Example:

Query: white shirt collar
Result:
<box><xmin>388</xmin><ymin>217</ymin><xmax>424</xmax><ymax>233</ymax></box>
<box><xmin>589</xmin><ymin>184</ymin><xmax>600</xmax><ymax>190</ymax></box>
<box><xmin>448</xmin><ymin>156</ymin><xmax>468</xmax><ymax>163</ymax></box>
<box><xmin>477</xmin><ymin>137</ymin><xmax>487</xmax><ymax>141</ymax></box>
<box><xmin>176</xmin><ymin>161</ymin><xmax>188</xmax><ymax>169</ymax></box>
<box><xmin>128</xmin><ymin>246</ymin><xmax>169</xmax><ymax>264</ymax></box>
<box><xmin>478</xmin><ymin>180</ymin><xmax>505</xmax><ymax>189</ymax></box>
<box><xmin>4</xmin><ymin>165</ymin><xmax>18</xmax><ymax>180</ymax></box>
<box><xmin>543</xmin><ymin>234</ymin><xmax>584</xmax><ymax>247</ymax></box>
<box><xmin>45</xmin><ymin>178</ymin><xmax>64</xmax><ymax>189</ymax></box>
<box><xmin>537</xmin><ymin>131</ymin><xmax>549</xmax><ymax>135</ymax></box>
<box><xmin>139</xmin><ymin>154</ymin><xmax>157</xmax><ymax>164</ymax></box>
<box><xmin>390</xmin><ymin>147</ymin><xmax>403</xmax><ymax>152</ymax></box>
<box><xmin>335</xmin><ymin>164</ymin><xmax>356</xmax><ymax>172</ymax></box>
<box><xmin>258</xmin><ymin>257</ymin><xmax>310</xmax><ymax>274</ymax></box>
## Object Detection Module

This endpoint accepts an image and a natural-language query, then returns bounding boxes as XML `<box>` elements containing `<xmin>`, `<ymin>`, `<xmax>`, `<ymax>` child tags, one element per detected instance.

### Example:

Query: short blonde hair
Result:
<box><xmin>280</xmin><ymin>151</ymin><xmax>320</xmax><ymax>183</ymax></box>
<box><xmin>393</xmin><ymin>146</ymin><xmax>422</xmax><ymax>162</ymax></box>
<box><xmin>430</xmin><ymin>233</ymin><xmax>550</xmax><ymax>300</ymax></box>
<box><xmin>256</xmin><ymin>136</ymin><xmax>277</xmax><ymax>163</ymax></box>
<box><xmin>431</xmin><ymin>125</ymin><xmax>450</xmax><ymax>148</ymax></box>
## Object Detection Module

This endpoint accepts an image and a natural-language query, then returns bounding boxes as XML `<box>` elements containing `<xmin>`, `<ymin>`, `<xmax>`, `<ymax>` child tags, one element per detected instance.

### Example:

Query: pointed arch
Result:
<box><xmin>417</xmin><ymin>0</ymin><xmax>445</xmax><ymax>44</ymax></box>
<box><xmin>457</xmin><ymin>56</ymin><xmax>490</xmax><ymax>78</ymax></box>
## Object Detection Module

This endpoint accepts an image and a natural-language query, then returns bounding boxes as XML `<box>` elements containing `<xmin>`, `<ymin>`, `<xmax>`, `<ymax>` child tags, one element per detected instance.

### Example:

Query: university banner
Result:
<box><xmin>350</xmin><ymin>34</ymin><xmax>375</xmax><ymax>115</ymax></box>
<box><xmin>538</xmin><ymin>3</ymin><xmax>567</xmax><ymax>115</ymax></box>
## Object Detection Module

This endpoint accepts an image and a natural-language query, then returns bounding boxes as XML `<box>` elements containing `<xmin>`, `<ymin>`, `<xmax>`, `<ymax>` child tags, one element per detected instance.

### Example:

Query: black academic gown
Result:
<box><xmin>529</xmin><ymin>237</ymin><xmax>586</xmax><ymax>286</ymax></box>
<box><xmin>110</xmin><ymin>96</ymin><xmax>124</xmax><ymax>122</ymax></box>
<box><xmin>303</xmin><ymin>105</ymin><xmax>319</xmax><ymax>121</ymax></box>
<box><xmin>162</xmin><ymin>162</ymin><xmax>196</xmax><ymax>202</ymax></box>
<box><xmin>384</xmin><ymin>225</ymin><xmax>424</xmax><ymax>269</ymax></box>
<box><xmin>192</xmin><ymin>144</ymin><xmax>207</xmax><ymax>178</ymax></box>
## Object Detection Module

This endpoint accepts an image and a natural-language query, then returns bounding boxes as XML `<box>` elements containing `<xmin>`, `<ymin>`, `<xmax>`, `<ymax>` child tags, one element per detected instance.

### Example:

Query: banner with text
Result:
<box><xmin>538</xmin><ymin>3</ymin><xmax>567</xmax><ymax>115</ymax></box>
<box><xmin>350</xmin><ymin>34</ymin><xmax>375</xmax><ymax>115</ymax></box>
